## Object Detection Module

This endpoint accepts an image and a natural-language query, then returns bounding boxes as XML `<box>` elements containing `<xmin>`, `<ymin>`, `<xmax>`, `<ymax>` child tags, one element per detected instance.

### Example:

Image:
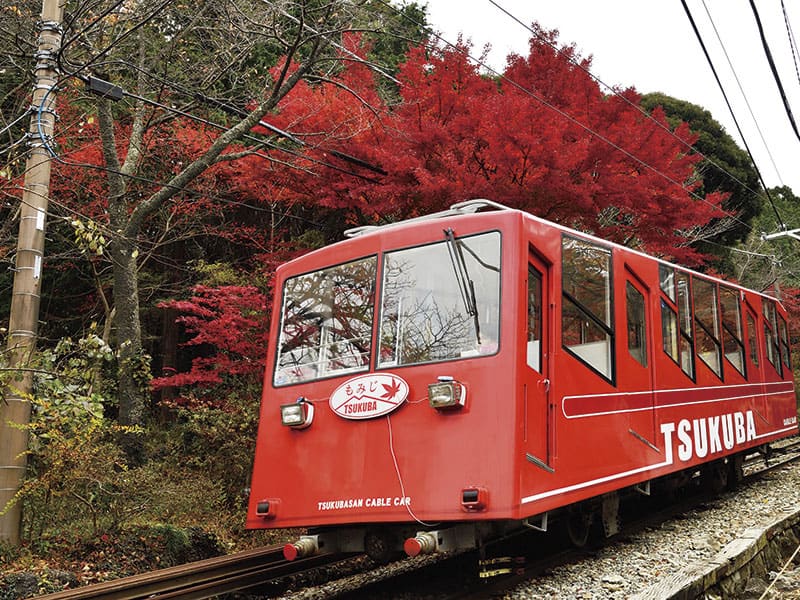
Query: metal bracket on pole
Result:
<box><xmin>761</xmin><ymin>228</ymin><xmax>800</xmax><ymax>242</ymax></box>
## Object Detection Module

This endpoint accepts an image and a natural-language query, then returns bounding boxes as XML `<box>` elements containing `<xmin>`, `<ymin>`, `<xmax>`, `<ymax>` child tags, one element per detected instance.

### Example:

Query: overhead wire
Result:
<box><xmin>781</xmin><ymin>0</ymin><xmax>800</xmax><ymax>87</ymax></box>
<box><xmin>11</xmin><ymin>0</ymin><xmax>396</xmax><ymax>241</ymax></box>
<box><xmin>700</xmin><ymin>0</ymin><xmax>784</xmax><ymax>189</ymax></box>
<box><xmin>0</xmin><ymin>134</ymin><xmax>30</xmax><ymax>158</ymax></box>
<box><xmin>492</xmin><ymin>0</ymin><xmax>789</xmax><ymax>238</ymax></box>
<box><xmin>370</xmin><ymin>0</ymin><xmax>800</xmax><ymax>285</ymax></box>
<box><xmin>3</xmin><ymin>0</ymin><xmax>425</xmax><ymax>272</ymax></box>
<box><xmin>679</xmin><ymin>0</ymin><xmax>787</xmax><ymax>231</ymax></box>
<box><xmin>748</xmin><ymin>0</ymin><xmax>800</xmax><ymax>145</ymax></box>
<box><xmin>18</xmin><ymin>0</ymin><xmax>797</xmax><ymax>275</ymax></box>
<box><xmin>52</xmin><ymin>0</ymin><xmax>391</xmax><ymax>178</ymax></box>
<box><xmin>1</xmin><ymin>95</ymin><xmax>329</xmax><ymax>254</ymax></box>
<box><xmin>0</xmin><ymin>111</ymin><xmax>34</xmax><ymax>139</ymax></box>
<box><xmin>77</xmin><ymin>85</ymin><xmax>384</xmax><ymax>182</ymax></box>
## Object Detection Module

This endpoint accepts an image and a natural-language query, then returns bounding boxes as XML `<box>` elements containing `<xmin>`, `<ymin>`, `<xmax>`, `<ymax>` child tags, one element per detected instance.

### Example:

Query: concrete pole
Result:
<box><xmin>0</xmin><ymin>0</ymin><xmax>64</xmax><ymax>545</ymax></box>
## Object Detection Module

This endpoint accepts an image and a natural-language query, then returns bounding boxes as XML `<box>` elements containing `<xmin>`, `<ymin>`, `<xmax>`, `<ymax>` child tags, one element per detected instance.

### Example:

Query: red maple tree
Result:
<box><xmin>274</xmin><ymin>26</ymin><xmax>728</xmax><ymax>264</ymax></box>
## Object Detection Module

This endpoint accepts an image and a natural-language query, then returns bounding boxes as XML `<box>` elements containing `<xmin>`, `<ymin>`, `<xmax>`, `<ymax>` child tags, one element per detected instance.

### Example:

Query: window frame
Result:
<box><xmin>659</xmin><ymin>265</ymin><xmax>695</xmax><ymax>381</ymax></box>
<box><xmin>778</xmin><ymin>313</ymin><xmax>792</xmax><ymax>370</ymax></box>
<box><xmin>719</xmin><ymin>285</ymin><xmax>746</xmax><ymax>377</ymax></box>
<box><xmin>746</xmin><ymin>308</ymin><xmax>759</xmax><ymax>367</ymax></box>
<box><xmin>376</xmin><ymin>229</ymin><xmax>503</xmax><ymax>370</ymax></box>
<box><xmin>762</xmin><ymin>299</ymin><xmax>783</xmax><ymax>376</ymax></box>
<box><xmin>626</xmin><ymin>280</ymin><xmax>648</xmax><ymax>368</ymax></box>
<box><xmin>527</xmin><ymin>263</ymin><xmax>543</xmax><ymax>372</ymax></box>
<box><xmin>692</xmin><ymin>276</ymin><xmax>723</xmax><ymax>380</ymax></box>
<box><xmin>560</xmin><ymin>235</ymin><xmax>615</xmax><ymax>384</ymax></box>
<box><xmin>273</xmin><ymin>255</ymin><xmax>379</xmax><ymax>387</ymax></box>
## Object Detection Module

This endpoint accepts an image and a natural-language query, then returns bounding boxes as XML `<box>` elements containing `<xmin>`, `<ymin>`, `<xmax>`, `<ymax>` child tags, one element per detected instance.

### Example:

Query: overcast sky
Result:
<box><xmin>424</xmin><ymin>0</ymin><xmax>800</xmax><ymax>227</ymax></box>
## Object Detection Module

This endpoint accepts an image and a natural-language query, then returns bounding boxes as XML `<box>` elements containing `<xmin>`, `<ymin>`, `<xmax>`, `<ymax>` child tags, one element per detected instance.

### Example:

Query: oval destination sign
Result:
<box><xmin>330</xmin><ymin>373</ymin><xmax>409</xmax><ymax>420</ymax></box>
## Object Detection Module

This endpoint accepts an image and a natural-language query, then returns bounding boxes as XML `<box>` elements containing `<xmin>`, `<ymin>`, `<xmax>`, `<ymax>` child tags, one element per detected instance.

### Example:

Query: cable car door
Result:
<box><xmin>623</xmin><ymin>270</ymin><xmax>656</xmax><ymax>446</ymax></box>
<box><xmin>524</xmin><ymin>254</ymin><xmax>552</xmax><ymax>471</ymax></box>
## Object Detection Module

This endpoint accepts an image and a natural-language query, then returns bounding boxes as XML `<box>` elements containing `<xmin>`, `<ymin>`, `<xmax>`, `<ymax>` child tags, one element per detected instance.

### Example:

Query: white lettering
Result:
<box><xmin>661</xmin><ymin>411</ymin><xmax>756</xmax><ymax>463</ymax></box>
<box><xmin>734</xmin><ymin>412</ymin><xmax>745</xmax><ymax>444</ymax></box>
<box><xmin>722</xmin><ymin>414</ymin><xmax>734</xmax><ymax>450</ymax></box>
<box><xmin>677</xmin><ymin>419</ymin><xmax>692</xmax><ymax>462</ymax></box>
<box><xmin>693</xmin><ymin>418</ymin><xmax>708</xmax><ymax>458</ymax></box>
<box><xmin>708</xmin><ymin>415</ymin><xmax>722</xmax><ymax>454</ymax></box>
<box><xmin>317</xmin><ymin>498</ymin><xmax>364</xmax><ymax>511</ymax></box>
<box><xmin>660</xmin><ymin>422</ymin><xmax>676</xmax><ymax>465</ymax></box>
<box><xmin>747</xmin><ymin>412</ymin><xmax>757</xmax><ymax>439</ymax></box>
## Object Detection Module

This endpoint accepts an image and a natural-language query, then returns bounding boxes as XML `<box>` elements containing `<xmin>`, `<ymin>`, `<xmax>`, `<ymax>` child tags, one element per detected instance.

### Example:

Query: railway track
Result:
<box><xmin>455</xmin><ymin>437</ymin><xmax>800</xmax><ymax>600</ymax></box>
<box><xmin>34</xmin><ymin>438</ymin><xmax>800</xmax><ymax>600</ymax></box>
<box><xmin>34</xmin><ymin>544</ymin><xmax>353</xmax><ymax>600</ymax></box>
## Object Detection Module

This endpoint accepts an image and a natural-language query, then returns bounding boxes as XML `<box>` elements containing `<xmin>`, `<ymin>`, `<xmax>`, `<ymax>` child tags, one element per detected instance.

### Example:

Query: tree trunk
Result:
<box><xmin>111</xmin><ymin>236</ymin><xmax>146</xmax><ymax>430</ymax></box>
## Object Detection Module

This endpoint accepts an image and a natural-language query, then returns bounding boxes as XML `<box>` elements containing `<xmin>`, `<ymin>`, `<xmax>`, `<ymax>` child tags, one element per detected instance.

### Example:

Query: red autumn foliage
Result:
<box><xmin>269</xmin><ymin>27</ymin><xmax>727</xmax><ymax>264</ymax></box>
<box><xmin>150</xmin><ymin>285</ymin><xmax>269</xmax><ymax>391</ymax></box>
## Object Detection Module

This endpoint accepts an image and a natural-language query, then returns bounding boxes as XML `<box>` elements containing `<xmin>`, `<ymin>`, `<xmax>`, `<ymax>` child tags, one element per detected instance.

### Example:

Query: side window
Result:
<box><xmin>659</xmin><ymin>264</ymin><xmax>676</xmax><ymax>302</ymax></box>
<box><xmin>661</xmin><ymin>299</ymin><xmax>679</xmax><ymax>362</ymax></box>
<box><xmin>561</xmin><ymin>237</ymin><xmax>614</xmax><ymax>382</ymax></box>
<box><xmin>746</xmin><ymin>310</ymin><xmax>759</xmax><ymax>367</ymax></box>
<box><xmin>527</xmin><ymin>265</ymin><xmax>542</xmax><ymax>372</ymax></box>
<box><xmin>778</xmin><ymin>314</ymin><xmax>792</xmax><ymax>370</ymax></box>
<box><xmin>659</xmin><ymin>265</ymin><xmax>694</xmax><ymax>380</ymax></box>
<box><xmin>693</xmin><ymin>276</ymin><xmax>722</xmax><ymax>378</ymax></box>
<box><xmin>719</xmin><ymin>286</ymin><xmax>745</xmax><ymax>377</ymax></box>
<box><xmin>676</xmin><ymin>272</ymin><xmax>695</xmax><ymax>379</ymax></box>
<box><xmin>626</xmin><ymin>282</ymin><xmax>647</xmax><ymax>367</ymax></box>
<box><xmin>762</xmin><ymin>300</ymin><xmax>782</xmax><ymax>376</ymax></box>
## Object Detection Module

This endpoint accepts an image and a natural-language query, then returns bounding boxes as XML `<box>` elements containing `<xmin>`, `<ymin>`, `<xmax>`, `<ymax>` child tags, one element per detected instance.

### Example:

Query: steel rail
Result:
<box><xmin>35</xmin><ymin>544</ymin><xmax>349</xmax><ymax>600</ymax></box>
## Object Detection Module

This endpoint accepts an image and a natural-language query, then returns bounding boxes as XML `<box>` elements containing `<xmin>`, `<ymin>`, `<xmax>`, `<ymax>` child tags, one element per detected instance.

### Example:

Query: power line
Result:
<box><xmin>748</xmin><ymin>0</ymin><xmax>800</xmax><ymax>145</ymax></box>
<box><xmin>372</xmin><ymin>0</ymin><xmax>800</xmax><ymax>279</ymax></box>
<box><xmin>0</xmin><ymin>104</ymin><xmax>330</xmax><ymax>249</ymax></box>
<box><xmin>700</xmin><ymin>0</ymin><xmax>785</xmax><ymax>189</ymax></box>
<box><xmin>486</xmin><ymin>0</ymin><xmax>790</xmax><ymax>239</ymax></box>
<box><xmin>680</xmin><ymin>0</ymin><xmax>787</xmax><ymax>231</ymax></box>
<box><xmin>781</xmin><ymin>0</ymin><xmax>800</xmax><ymax>87</ymax></box>
<box><xmin>0</xmin><ymin>111</ymin><xmax>34</xmax><ymax>138</ymax></box>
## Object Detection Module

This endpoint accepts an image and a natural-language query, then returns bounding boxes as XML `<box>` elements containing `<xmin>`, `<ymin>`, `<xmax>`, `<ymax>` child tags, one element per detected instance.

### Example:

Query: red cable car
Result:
<box><xmin>247</xmin><ymin>199</ymin><xmax>797</xmax><ymax>561</ymax></box>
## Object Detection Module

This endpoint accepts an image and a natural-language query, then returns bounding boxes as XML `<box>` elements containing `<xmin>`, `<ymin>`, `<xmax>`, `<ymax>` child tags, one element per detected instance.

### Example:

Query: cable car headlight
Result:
<box><xmin>428</xmin><ymin>376</ymin><xmax>466</xmax><ymax>410</ymax></box>
<box><xmin>280</xmin><ymin>397</ymin><xmax>314</xmax><ymax>429</ymax></box>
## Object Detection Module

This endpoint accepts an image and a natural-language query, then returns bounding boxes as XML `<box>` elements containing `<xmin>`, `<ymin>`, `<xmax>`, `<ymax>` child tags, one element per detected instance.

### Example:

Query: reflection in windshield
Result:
<box><xmin>378</xmin><ymin>232</ymin><xmax>501</xmax><ymax>367</ymax></box>
<box><xmin>274</xmin><ymin>257</ymin><xmax>377</xmax><ymax>385</ymax></box>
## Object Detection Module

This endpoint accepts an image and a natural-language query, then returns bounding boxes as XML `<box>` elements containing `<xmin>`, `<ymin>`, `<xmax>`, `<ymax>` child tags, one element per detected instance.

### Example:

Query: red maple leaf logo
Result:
<box><xmin>381</xmin><ymin>378</ymin><xmax>402</xmax><ymax>402</ymax></box>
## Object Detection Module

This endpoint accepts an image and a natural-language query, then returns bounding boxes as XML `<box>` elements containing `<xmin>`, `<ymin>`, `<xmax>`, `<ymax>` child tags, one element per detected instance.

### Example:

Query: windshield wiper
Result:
<box><xmin>444</xmin><ymin>228</ymin><xmax>481</xmax><ymax>344</ymax></box>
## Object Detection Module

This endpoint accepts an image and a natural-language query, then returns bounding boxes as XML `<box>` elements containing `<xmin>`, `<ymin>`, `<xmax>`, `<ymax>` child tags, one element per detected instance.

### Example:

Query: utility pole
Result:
<box><xmin>0</xmin><ymin>0</ymin><xmax>64</xmax><ymax>545</ymax></box>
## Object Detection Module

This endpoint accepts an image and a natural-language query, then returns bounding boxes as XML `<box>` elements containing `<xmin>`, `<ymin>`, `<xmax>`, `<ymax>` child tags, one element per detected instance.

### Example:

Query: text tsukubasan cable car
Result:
<box><xmin>246</xmin><ymin>199</ymin><xmax>797</xmax><ymax>561</ymax></box>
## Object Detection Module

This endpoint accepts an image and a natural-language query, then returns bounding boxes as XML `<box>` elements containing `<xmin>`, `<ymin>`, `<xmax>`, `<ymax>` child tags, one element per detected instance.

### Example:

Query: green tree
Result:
<box><xmin>732</xmin><ymin>185</ymin><xmax>800</xmax><ymax>293</ymax></box>
<box><xmin>640</xmin><ymin>93</ymin><xmax>762</xmax><ymax>249</ymax></box>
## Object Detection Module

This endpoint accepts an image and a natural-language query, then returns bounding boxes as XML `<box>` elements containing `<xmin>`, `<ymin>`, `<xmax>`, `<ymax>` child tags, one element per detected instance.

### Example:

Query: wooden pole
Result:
<box><xmin>0</xmin><ymin>0</ymin><xmax>64</xmax><ymax>545</ymax></box>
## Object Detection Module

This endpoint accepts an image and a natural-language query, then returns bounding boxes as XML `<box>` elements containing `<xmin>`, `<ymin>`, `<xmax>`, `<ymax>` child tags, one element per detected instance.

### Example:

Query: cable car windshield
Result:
<box><xmin>274</xmin><ymin>257</ymin><xmax>377</xmax><ymax>385</ymax></box>
<box><xmin>378</xmin><ymin>231</ymin><xmax>501</xmax><ymax>367</ymax></box>
<box><xmin>273</xmin><ymin>231</ymin><xmax>501</xmax><ymax>386</ymax></box>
